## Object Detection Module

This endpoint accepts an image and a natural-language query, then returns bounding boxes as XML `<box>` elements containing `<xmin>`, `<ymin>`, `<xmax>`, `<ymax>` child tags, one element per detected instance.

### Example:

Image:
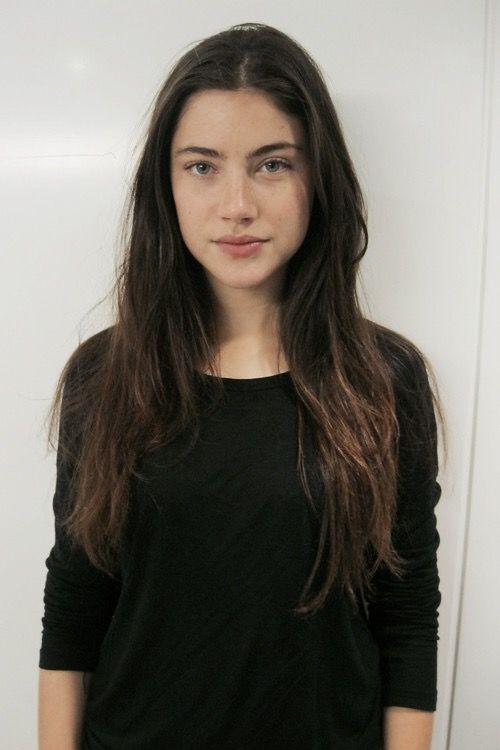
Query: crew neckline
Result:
<box><xmin>196</xmin><ymin>370</ymin><xmax>292</xmax><ymax>391</ymax></box>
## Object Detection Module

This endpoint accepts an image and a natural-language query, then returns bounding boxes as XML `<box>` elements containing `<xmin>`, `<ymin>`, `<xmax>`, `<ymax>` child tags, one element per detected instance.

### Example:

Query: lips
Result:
<box><xmin>217</xmin><ymin>239</ymin><xmax>266</xmax><ymax>257</ymax></box>
<box><xmin>215</xmin><ymin>235</ymin><xmax>267</xmax><ymax>244</ymax></box>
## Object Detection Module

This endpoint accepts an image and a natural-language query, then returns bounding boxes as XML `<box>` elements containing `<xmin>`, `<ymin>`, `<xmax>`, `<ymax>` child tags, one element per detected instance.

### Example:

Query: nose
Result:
<box><xmin>219</xmin><ymin>170</ymin><xmax>258</xmax><ymax>222</ymax></box>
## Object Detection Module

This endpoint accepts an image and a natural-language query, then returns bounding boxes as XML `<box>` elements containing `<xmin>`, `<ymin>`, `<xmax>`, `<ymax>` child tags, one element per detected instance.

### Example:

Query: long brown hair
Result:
<box><xmin>45</xmin><ymin>22</ymin><xmax>446</xmax><ymax>619</ymax></box>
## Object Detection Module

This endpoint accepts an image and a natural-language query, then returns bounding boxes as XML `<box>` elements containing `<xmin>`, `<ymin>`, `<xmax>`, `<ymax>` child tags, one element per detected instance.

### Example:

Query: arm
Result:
<box><xmin>368</xmin><ymin>350</ymin><xmax>442</xmax><ymax>742</ymax></box>
<box><xmin>38</xmin><ymin>372</ymin><xmax>121</xmax><ymax>743</ymax></box>
<box><xmin>383</xmin><ymin>706</ymin><xmax>434</xmax><ymax>750</ymax></box>
<box><xmin>38</xmin><ymin>669</ymin><xmax>91</xmax><ymax>750</ymax></box>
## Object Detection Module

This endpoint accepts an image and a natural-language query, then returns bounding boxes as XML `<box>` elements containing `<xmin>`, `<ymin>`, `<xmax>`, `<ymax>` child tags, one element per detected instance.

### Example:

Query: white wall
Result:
<box><xmin>447</xmin><ymin>2</ymin><xmax>500</xmax><ymax>748</ymax></box>
<box><xmin>1</xmin><ymin>2</ymin><xmax>496</xmax><ymax>748</ymax></box>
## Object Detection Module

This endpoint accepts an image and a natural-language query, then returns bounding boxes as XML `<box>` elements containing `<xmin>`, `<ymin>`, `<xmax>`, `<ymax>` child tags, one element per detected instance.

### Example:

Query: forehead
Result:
<box><xmin>171</xmin><ymin>88</ymin><xmax>304</xmax><ymax>146</ymax></box>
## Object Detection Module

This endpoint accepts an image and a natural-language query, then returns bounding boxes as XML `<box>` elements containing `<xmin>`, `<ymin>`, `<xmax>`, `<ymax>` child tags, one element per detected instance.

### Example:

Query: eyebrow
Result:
<box><xmin>173</xmin><ymin>141</ymin><xmax>304</xmax><ymax>159</ymax></box>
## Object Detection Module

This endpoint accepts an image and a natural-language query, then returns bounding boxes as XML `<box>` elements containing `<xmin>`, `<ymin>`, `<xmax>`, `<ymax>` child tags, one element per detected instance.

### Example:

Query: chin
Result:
<box><xmin>209</xmin><ymin>271</ymin><xmax>279</xmax><ymax>291</ymax></box>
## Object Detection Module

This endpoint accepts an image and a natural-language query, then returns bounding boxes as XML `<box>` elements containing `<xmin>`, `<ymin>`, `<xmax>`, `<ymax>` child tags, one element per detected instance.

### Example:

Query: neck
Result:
<box><xmin>203</xmin><ymin>282</ymin><xmax>287</xmax><ymax>378</ymax></box>
<box><xmin>209</xmin><ymin>271</ymin><xmax>284</xmax><ymax>343</ymax></box>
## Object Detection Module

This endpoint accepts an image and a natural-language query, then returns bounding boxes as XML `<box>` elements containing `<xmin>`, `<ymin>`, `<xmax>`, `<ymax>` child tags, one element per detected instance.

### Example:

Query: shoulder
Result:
<box><xmin>63</xmin><ymin>326</ymin><xmax>114</xmax><ymax>393</ymax></box>
<box><xmin>372</xmin><ymin>323</ymin><xmax>429</xmax><ymax>391</ymax></box>
<box><xmin>57</xmin><ymin>326</ymin><xmax>114</xmax><ymax>449</ymax></box>
<box><xmin>371</xmin><ymin>322</ymin><xmax>434</xmax><ymax>421</ymax></box>
<box><xmin>372</xmin><ymin>321</ymin><xmax>437</xmax><ymax>446</ymax></box>
<box><xmin>372</xmin><ymin>323</ymin><xmax>439</xmax><ymax>485</ymax></box>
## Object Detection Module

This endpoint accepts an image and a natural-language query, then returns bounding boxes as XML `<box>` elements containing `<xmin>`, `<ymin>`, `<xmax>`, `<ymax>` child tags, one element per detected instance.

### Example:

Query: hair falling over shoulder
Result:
<box><xmin>45</xmin><ymin>22</ymin><xmax>447</xmax><ymax>619</ymax></box>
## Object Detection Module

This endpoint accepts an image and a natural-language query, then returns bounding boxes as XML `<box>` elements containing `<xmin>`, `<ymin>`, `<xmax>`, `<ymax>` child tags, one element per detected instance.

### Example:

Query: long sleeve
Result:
<box><xmin>39</xmin><ymin>379</ymin><xmax>122</xmax><ymax>672</ymax></box>
<box><xmin>367</xmin><ymin>350</ymin><xmax>442</xmax><ymax>711</ymax></box>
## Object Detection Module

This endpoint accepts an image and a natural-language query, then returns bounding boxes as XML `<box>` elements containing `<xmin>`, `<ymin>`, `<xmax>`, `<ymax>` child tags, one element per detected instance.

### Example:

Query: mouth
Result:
<box><xmin>215</xmin><ymin>235</ymin><xmax>267</xmax><ymax>244</ymax></box>
<box><xmin>216</xmin><ymin>239</ymin><xmax>268</xmax><ymax>257</ymax></box>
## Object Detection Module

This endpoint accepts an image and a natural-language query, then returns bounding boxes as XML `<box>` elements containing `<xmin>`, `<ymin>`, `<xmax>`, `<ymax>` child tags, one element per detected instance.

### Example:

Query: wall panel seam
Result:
<box><xmin>445</xmin><ymin>1</ymin><xmax>496</xmax><ymax>747</ymax></box>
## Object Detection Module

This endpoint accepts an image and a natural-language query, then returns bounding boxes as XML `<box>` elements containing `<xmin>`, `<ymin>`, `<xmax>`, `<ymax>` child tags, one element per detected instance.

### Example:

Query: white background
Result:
<box><xmin>1</xmin><ymin>2</ymin><xmax>498</xmax><ymax>748</ymax></box>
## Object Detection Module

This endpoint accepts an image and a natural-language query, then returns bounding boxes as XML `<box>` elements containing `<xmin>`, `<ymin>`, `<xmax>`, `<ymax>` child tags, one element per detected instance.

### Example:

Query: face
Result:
<box><xmin>169</xmin><ymin>88</ymin><xmax>314</xmax><ymax>301</ymax></box>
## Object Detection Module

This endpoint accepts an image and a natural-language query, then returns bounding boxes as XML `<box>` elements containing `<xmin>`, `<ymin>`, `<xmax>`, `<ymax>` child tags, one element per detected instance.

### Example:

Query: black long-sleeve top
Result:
<box><xmin>39</xmin><ymin>349</ymin><xmax>441</xmax><ymax>750</ymax></box>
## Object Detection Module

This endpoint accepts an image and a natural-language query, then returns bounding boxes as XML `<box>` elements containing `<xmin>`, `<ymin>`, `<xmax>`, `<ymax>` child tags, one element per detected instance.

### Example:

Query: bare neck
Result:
<box><xmin>202</xmin><ymin>281</ymin><xmax>287</xmax><ymax>378</ymax></box>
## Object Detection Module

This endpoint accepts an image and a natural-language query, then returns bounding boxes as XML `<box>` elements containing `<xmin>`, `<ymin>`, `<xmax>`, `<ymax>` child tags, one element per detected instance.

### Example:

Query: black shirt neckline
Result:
<box><xmin>196</xmin><ymin>371</ymin><xmax>291</xmax><ymax>391</ymax></box>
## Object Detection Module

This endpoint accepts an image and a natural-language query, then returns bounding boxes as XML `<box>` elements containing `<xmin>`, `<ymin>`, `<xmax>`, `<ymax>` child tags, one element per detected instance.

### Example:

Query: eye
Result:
<box><xmin>185</xmin><ymin>158</ymin><xmax>291</xmax><ymax>177</ymax></box>
<box><xmin>262</xmin><ymin>158</ymin><xmax>290</xmax><ymax>173</ymax></box>
<box><xmin>185</xmin><ymin>162</ymin><xmax>213</xmax><ymax>176</ymax></box>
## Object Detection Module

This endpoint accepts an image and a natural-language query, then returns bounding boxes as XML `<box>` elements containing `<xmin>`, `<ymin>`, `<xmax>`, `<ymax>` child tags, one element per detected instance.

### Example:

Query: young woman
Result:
<box><xmin>38</xmin><ymin>22</ymin><xmax>445</xmax><ymax>750</ymax></box>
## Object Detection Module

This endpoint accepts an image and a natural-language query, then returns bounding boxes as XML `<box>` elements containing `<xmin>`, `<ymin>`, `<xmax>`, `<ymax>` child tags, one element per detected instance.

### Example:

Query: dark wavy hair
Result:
<box><xmin>45</xmin><ymin>21</ymin><xmax>446</xmax><ymax>618</ymax></box>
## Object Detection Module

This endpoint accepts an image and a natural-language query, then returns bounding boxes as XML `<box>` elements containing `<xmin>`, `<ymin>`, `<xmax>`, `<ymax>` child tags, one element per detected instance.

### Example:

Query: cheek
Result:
<box><xmin>172</xmin><ymin>194</ymin><xmax>201</xmax><ymax>240</ymax></box>
<box><xmin>279</xmin><ymin>183</ymin><xmax>312</xmax><ymax>232</ymax></box>
<box><xmin>176</xmin><ymin>187</ymin><xmax>209</xmax><ymax>224</ymax></box>
<box><xmin>171</xmin><ymin>183</ymin><xmax>189</xmax><ymax>214</ymax></box>
<box><xmin>171</xmin><ymin>188</ymin><xmax>195</xmax><ymax>243</ymax></box>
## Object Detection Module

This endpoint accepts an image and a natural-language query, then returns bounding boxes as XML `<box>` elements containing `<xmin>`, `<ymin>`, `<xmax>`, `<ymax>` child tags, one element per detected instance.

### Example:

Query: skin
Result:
<box><xmin>169</xmin><ymin>87</ymin><xmax>314</xmax><ymax>376</ymax></box>
<box><xmin>384</xmin><ymin>707</ymin><xmax>434</xmax><ymax>749</ymax></box>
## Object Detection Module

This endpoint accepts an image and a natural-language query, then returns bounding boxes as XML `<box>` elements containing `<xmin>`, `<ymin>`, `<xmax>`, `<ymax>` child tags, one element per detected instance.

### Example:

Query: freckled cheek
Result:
<box><xmin>172</xmin><ymin>189</ymin><xmax>205</xmax><ymax>225</ymax></box>
<box><xmin>177</xmin><ymin>185</ymin><xmax>215</xmax><ymax>215</ymax></box>
<box><xmin>281</xmin><ymin>184</ymin><xmax>313</xmax><ymax>231</ymax></box>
